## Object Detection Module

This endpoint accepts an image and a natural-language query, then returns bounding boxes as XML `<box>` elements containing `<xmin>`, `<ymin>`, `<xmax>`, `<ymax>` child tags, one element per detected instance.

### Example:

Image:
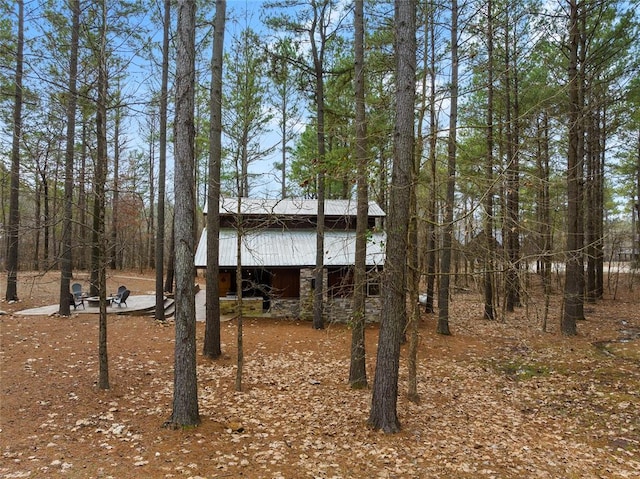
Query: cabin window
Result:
<box><xmin>367</xmin><ymin>278</ymin><xmax>381</xmax><ymax>297</ymax></box>
<box><xmin>367</xmin><ymin>268</ymin><xmax>382</xmax><ymax>297</ymax></box>
<box><xmin>271</xmin><ymin>268</ymin><xmax>300</xmax><ymax>298</ymax></box>
<box><xmin>328</xmin><ymin>267</ymin><xmax>354</xmax><ymax>298</ymax></box>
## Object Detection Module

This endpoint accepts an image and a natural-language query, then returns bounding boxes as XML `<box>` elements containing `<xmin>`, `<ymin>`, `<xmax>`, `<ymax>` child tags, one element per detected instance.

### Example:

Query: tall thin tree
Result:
<box><xmin>110</xmin><ymin>94</ymin><xmax>122</xmax><ymax>269</ymax></box>
<box><xmin>203</xmin><ymin>0</ymin><xmax>226</xmax><ymax>359</ymax></box>
<box><xmin>562</xmin><ymin>0</ymin><xmax>582</xmax><ymax>335</ymax></box>
<box><xmin>309</xmin><ymin>2</ymin><xmax>329</xmax><ymax>330</ymax></box>
<box><xmin>96</xmin><ymin>0</ymin><xmax>110</xmax><ymax>390</ymax></box>
<box><xmin>155</xmin><ymin>0</ymin><xmax>170</xmax><ymax>321</ymax></box>
<box><xmin>59</xmin><ymin>0</ymin><xmax>80</xmax><ymax>316</ymax></box>
<box><xmin>483</xmin><ymin>0</ymin><xmax>496</xmax><ymax>321</ymax></box>
<box><xmin>538</xmin><ymin>111</ymin><xmax>552</xmax><ymax>331</ymax></box>
<box><xmin>349</xmin><ymin>0</ymin><xmax>367</xmax><ymax>389</ymax></box>
<box><xmin>6</xmin><ymin>0</ymin><xmax>23</xmax><ymax>302</ymax></box>
<box><xmin>268</xmin><ymin>38</ymin><xmax>300</xmax><ymax>199</ymax></box>
<box><xmin>224</xmin><ymin>26</ymin><xmax>273</xmax><ymax>197</ymax></box>
<box><xmin>437</xmin><ymin>0</ymin><xmax>458</xmax><ymax>336</ymax></box>
<box><xmin>424</xmin><ymin>0</ymin><xmax>439</xmax><ymax>315</ymax></box>
<box><xmin>504</xmin><ymin>9</ymin><xmax>520</xmax><ymax>312</ymax></box>
<box><xmin>368</xmin><ymin>0</ymin><xmax>415</xmax><ymax>434</ymax></box>
<box><xmin>264</xmin><ymin>0</ymin><xmax>346</xmax><ymax>329</ymax></box>
<box><xmin>234</xmin><ymin>198</ymin><xmax>244</xmax><ymax>392</ymax></box>
<box><xmin>166</xmin><ymin>0</ymin><xmax>200</xmax><ymax>428</ymax></box>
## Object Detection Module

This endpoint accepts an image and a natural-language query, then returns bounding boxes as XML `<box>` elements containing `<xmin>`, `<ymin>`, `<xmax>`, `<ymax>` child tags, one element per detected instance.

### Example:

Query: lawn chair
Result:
<box><xmin>113</xmin><ymin>287</ymin><xmax>130</xmax><ymax>308</ymax></box>
<box><xmin>71</xmin><ymin>283</ymin><xmax>85</xmax><ymax>309</ymax></box>
<box><xmin>112</xmin><ymin>285</ymin><xmax>126</xmax><ymax>304</ymax></box>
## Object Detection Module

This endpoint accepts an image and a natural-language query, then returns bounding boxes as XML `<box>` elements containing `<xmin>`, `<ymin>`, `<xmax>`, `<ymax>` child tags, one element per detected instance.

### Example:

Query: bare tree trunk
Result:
<box><xmin>407</xmin><ymin>167</ymin><xmax>420</xmax><ymax>402</ymax></box>
<box><xmin>203</xmin><ymin>0</ymin><xmax>226</xmax><ymax>358</ymax></box>
<box><xmin>484</xmin><ymin>0</ymin><xmax>495</xmax><ymax>321</ymax></box>
<box><xmin>43</xmin><ymin>172</ymin><xmax>50</xmax><ymax>269</ymax></box>
<box><xmin>349</xmin><ymin>0</ymin><xmax>367</xmax><ymax>389</ymax></box>
<box><xmin>34</xmin><ymin>178</ymin><xmax>41</xmax><ymax>270</ymax></box>
<box><xmin>6</xmin><ymin>0</ymin><xmax>24</xmax><ymax>302</ymax></box>
<box><xmin>166</xmin><ymin>0</ymin><xmax>200</xmax><ymax>428</ymax></box>
<box><xmin>377</xmin><ymin>142</ymin><xmax>388</xmax><ymax>219</ymax></box>
<box><xmin>424</xmin><ymin>0</ymin><xmax>438</xmax><ymax>315</ymax></box>
<box><xmin>58</xmin><ymin>0</ymin><xmax>79</xmax><ymax>316</ymax></box>
<box><xmin>96</xmin><ymin>0</ymin><xmax>110</xmax><ymax>390</ymax></box>
<box><xmin>155</xmin><ymin>0</ymin><xmax>170</xmax><ymax>321</ymax></box>
<box><xmin>539</xmin><ymin>111</ymin><xmax>552</xmax><ymax>331</ymax></box>
<box><xmin>504</xmin><ymin>16</ymin><xmax>520</xmax><ymax>312</ymax></box>
<box><xmin>235</xmin><ymin>203</ymin><xmax>243</xmax><ymax>392</ymax></box>
<box><xmin>596</xmin><ymin>113</ymin><xmax>605</xmax><ymax>297</ymax></box>
<box><xmin>586</xmin><ymin>99</ymin><xmax>605</xmax><ymax>300</ymax></box>
<box><xmin>90</xmin><ymin>198</ymin><xmax>99</xmax><ymax>297</ymax></box>
<box><xmin>309</xmin><ymin>4</ymin><xmax>327</xmax><ymax>330</ymax></box>
<box><xmin>312</xmin><ymin>171</ymin><xmax>325</xmax><ymax>330</ymax></box>
<box><xmin>78</xmin><ymin>121</ymin><xmax>88</xmax><ymax>269</ymax></box>
<box><xmin>563</xmin><ymin>0</ymin><xmax>582</xmax><ymax>335</ymax></box>
<box><xmin>164</xmin><ymin>221</ymin><xmax>175</xmax><ymax>293</ymax></box>
<box><xmin>368</xmin><ymin>0</ymin><xmax>415</xmax><ymax>434</ymax></box>
<box><xmin>586</xmin><ymin>103</ymin><xmax>598</xmax><ymax>302</ymax></box>
<box><xmin>147</xmin><ymin>112</ymin><xmax>155</xmax><ymax>270</ymax></box>
<box><xmin>437</xmin><ymin>0</ymin><xmax>458</xmax><ymax>336</ymax></box>
<box><xmin>111</xmin><ymin>100</ymin><xmax>121</xmax><ymax>270</ymax></box>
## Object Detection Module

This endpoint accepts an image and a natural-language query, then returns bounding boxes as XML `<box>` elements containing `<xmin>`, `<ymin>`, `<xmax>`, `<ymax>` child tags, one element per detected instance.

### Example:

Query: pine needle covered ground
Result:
<box><xmin>1</xmin><ymin>271</ymin><xmax>639</xmax><ymax>478</ymax></box>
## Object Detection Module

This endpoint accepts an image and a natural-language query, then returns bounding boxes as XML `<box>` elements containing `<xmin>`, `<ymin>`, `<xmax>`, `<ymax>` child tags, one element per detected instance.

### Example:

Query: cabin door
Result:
<box><xmin>218</xmin><ymin>272</ymin><xmax>231</xmax><ymax>297</ymax></box>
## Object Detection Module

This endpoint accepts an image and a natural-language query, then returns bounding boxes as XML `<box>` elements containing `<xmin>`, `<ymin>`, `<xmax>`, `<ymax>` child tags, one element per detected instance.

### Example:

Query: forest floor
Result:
<box><xmin>1</xmin><ymin>270</ymin><xmax>639</xmax><ymax>479</ymax></box>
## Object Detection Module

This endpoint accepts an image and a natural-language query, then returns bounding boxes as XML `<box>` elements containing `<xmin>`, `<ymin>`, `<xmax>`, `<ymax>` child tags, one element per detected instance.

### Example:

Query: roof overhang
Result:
<box><xmin>203</xmin><ymin>197</ymin><xmax>386</xmax><ymax>218</ymax></box>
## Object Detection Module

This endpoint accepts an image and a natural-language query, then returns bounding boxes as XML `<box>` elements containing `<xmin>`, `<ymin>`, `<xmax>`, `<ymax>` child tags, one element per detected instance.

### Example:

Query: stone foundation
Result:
<box><xmin>325</xmin><ymin>296</ymin><xmax>382</xmax><ymax>323</ymax></box>
<box><xmin>219</xmin><ymin>297</ymin><xmax>263</xmax><ymax>316</ymax></box>
<box><xmin>267</xmin><ymin>299</ymin><xmax>300</xmax><ymax>318</ymax></box>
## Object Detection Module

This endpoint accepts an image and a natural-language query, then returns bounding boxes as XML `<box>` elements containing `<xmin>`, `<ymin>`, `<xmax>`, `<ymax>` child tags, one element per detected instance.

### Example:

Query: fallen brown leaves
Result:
<box><xmin>1</xmin><ymin>273</ymin><xmax>639</xmax><ymax>478</ymax></box>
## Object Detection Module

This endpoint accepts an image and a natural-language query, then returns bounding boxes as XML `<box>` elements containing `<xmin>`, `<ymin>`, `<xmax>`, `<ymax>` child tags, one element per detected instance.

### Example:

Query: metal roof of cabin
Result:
<box><xmin>203</xmin><ymin>197</ymin><xmax>386</xmax><ymax>218</ymax></box>
<box><xmin>194</xmin><ymin>228</ymin><xmax>386</xmax><ymax>268</ymax></box>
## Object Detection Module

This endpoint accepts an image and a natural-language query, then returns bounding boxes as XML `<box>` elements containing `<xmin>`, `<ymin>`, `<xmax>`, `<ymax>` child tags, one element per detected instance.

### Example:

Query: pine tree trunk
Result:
<box><xmin>504</xmin><ymin>17</ymin><xmax>520</xmax><ymax>312</ymax></box>
<box><xmin>6</xmin><ymin>0</ymin><xmax>23</xmax><ymax>302</ymax></box>
<box><xmin>167</xmin><ymin>0</ymin><xmax>200</xmax><ymax>428</ymax></box>
<box><xmin>538</xmin><ymin>112</ymin><xmax>552</xmax><ymax>331</ymax></box>
<box><xmin>78</xmin><ymin>122</ymin><xmax>88</xmax><ymax>269</ymax></box>
<box><xmin>310</xmin><ymin>12</ymin><xmax>326</xmax><ymax>330</ymax></box>
<box><xmin>586</xmin><ymin>105</ymin><xmax>598</xmax><ymax>302</ymax></box>
<box><xmin>368</xmin><ymin>0</ymin><xmax>415</xmax><ymax>434</ymax></box>
<box><xmin>563</xmin><ymin>0</ymin><xmax>582</xmax><ymax>335</ymax></box>
<box><xmin>164</xmin><ymin>223</ymin><xmax>175</xmax><ymax>293</ymax></box>
<box><xmin>155</xmin><ymin>0</ymin><xmax>170</xmax><ymax>321</ymax></box>
<box><xmin>437</xmin><ymin>0</ymin><xmax>457</xmax><ymax>336</ymax></box>
<box><xmin>235</xmin><ymin>205</ymin><xmax>243</xmax><ymax>392</ymax></box>
<box><xmin>349</xmin><ymin>0</ymin><xmax>367</xmax><ymax>389</ymax></box>
<box><xmin>484</xmin><ymin>0</ymin><xmax>495</xmax><ymax>321</ymax></box>
<box><xmin>59</xmin><ymin>0</ymin><xmax>79</xmax><ymax>316</ymax></box>
<box><xmin>407</xmin><ymin>178</ymin><xmax>420</xmax><ymax>402</ymax></box>
<box><xmin>203</xmin><ymin>0</ymin><xmax>225</xmax><ymax>358</ymax></box>
<box><xmin>111</xmin><ymin>102</ymin><xmax>120</xmax><ymax>270</ymax></box>
<box><xmin>424</xmin><ymin>0</ymin><xmax>438</xmax><ymax>315</ymax></box>
<box><xmin>96</xmin><ymin>0</ymin><xmax>110</xmax><ymax>390</ymax></box>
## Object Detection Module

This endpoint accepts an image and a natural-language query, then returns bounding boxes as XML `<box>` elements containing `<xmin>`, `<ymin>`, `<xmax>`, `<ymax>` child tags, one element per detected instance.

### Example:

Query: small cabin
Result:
<box><xmin>194</xmin><ymin>197</ymin><xmax>386</xmax><ymax>322</ymax></box>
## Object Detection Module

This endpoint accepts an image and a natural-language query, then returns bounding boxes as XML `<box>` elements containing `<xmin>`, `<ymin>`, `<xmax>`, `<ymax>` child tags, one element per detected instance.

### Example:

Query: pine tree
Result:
<box><xmin>368</xmin><ymin>0</ymin><xmax>415</xmax><ymax>434</ymax></box>
<box><xmin>5</xmin><ymin>0</ymin><xmax>23</xmax><ymax>302</ymax></box>
<box><xmin>167</xmin><ymin>0</ymin><xmax>200</xmax><ymax>428</ymax></box>
<box><xmin>203</xmin><ymin>0</ymin><xmax>226</xmax><ymax>359</ymax></box>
